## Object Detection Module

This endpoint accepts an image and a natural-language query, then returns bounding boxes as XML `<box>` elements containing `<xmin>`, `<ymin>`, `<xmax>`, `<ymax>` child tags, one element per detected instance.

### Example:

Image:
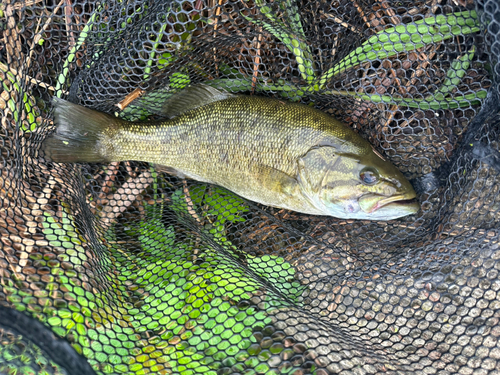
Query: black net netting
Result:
<box><xmin>1</xmin><ymin>0</ymin><xmax>500</xmax><ymax>374</ymax></box>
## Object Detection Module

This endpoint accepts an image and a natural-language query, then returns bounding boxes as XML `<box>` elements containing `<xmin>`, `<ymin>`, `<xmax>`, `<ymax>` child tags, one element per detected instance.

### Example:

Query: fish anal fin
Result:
<box><xmin>161</xmin><ymin>84</ymin><xmax>234</xmax><ymax>118</ymax></box>
<box><xmin>153</xmin><ymin>164</ymin><xmax>187</xmax><ymax>179</ymax></box>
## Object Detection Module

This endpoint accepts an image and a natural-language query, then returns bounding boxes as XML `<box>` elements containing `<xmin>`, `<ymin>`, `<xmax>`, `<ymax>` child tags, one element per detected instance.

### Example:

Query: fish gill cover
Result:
<box><xmin>0</xmin><ymin>0</ymin><xmax>499</xmax><ymax>374</ymax></box>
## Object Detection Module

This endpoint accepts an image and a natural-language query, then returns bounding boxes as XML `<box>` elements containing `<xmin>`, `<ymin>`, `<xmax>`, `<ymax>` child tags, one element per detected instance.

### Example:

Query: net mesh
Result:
<box><xmin>1</xmin><ymin>0</ymin><xmax>499</xmax><ymax>374</ymax></box>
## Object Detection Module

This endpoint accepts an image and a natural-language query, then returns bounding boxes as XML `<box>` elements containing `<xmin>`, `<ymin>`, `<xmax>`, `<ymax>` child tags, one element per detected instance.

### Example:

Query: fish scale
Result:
<box><xmin>42</xmin><ymin>85</ymin><xmax>419</xmax><ymax>220</ymax></box>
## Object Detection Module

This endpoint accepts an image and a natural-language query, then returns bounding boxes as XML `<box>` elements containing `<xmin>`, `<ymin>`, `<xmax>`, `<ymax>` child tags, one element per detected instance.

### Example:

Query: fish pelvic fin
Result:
<box><xmin>43</xmin><ymin>98</ymin><xmax>123</xmax><ymax>163</ymax></box>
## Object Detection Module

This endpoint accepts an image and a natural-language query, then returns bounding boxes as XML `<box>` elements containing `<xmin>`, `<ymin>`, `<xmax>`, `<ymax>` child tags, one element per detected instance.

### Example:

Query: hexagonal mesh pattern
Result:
<box><xmin>0</xmin><ymin>0</ymin><xmax>499</xmax><ymax>374</ymax></box>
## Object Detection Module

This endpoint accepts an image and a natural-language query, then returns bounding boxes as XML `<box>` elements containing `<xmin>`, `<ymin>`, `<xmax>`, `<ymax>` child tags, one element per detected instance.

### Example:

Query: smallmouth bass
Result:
<box><xmin>43</xmin><ymin>84</ymin><xmax>419</xmax><ymax>220</ymax></box>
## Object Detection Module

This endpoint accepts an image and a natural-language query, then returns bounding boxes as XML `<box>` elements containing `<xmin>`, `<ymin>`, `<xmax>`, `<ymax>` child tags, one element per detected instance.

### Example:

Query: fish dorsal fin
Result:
<box><xmin>161</xmin><ymin>84</ymin><xmax>235</xmax><ymax>118</ymax></box>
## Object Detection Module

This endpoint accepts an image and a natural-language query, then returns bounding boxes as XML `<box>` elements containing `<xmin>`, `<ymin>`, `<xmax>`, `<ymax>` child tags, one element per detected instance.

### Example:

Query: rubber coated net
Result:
<box><xmin>1</xmin><ymin>0</ymin><xmax>499</xmax><ymax>374</ymax></box>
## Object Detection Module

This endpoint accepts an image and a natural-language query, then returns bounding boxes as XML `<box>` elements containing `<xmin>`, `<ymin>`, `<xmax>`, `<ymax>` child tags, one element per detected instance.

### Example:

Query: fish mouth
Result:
<box><xmin>359</xmin><ymin>194</ymin><xmax>419</xmax><ymax>215</ymax></box>
<box><xmin>370</xmin><ymin>195</ymin><xmax>419</xmax><ymax>213</ymax></box>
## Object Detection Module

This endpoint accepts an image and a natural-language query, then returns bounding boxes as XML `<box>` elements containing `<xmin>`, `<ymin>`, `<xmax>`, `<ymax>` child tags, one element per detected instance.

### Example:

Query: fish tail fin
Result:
<box><xmin>43</xmin><ymin>98</ymin><xmax>123</xmax><ymax>163</ymax></box>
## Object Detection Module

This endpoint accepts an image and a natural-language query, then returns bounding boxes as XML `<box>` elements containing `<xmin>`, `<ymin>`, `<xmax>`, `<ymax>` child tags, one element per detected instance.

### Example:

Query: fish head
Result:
<box><xmin>297</xmin><ymin>146</ymin><xmax>419</xmax><ymax>220</ymax></box>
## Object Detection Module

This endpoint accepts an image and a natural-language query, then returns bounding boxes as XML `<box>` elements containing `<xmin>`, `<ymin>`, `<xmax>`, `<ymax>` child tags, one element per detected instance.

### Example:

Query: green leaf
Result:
<box><xmin>242</xmin><ymin>1</ymin><xmax>316</xmax><ymax>82</ymax></box>
<box><xmin>332</xmin><ymin>89</ymin><xmax>487</xmax><ymax>110</ymax></box>
<box><xmin>281</xmin><ymin>0</ymin><xmax>307</xmax><ymax>39</ymax></box>
<box><xmin>158</xmin><ymin>52</ymin><xmax>175</xmax><ymax>68</ymax></box>
<box><xmin>189</xmin><ymin>185</ymin><xmax>249</xmax><ymax>224</ymax></box>
<box><xmin>0</xmin><ymin>64</ymin><xmax>40</xmax><ymax>132</ymax></box>
<box><xmin>247</xmin><ymin>255</ymin><xmax>305</xmax><ymax>304</ymax></box>
<box><xmin>254</xmin><ymin>0</ymin><xmax>306</xmax><ymax>39</ymax></box>
<box><xmin>318</xmin><ymin>10</ymin><xmax>480</xmax><ymax>88</ymax></box>
<box><xmin>144</xmin><ymin>22</ymin><xmax>168</xmax><ymax>80</ymax></box>
<box><xmin>170</xmin><ymin>72</ymin><xmax>191</xmax><ymax>90</ymax></box>
<box><xmin>433</xmin><ymin>46</ymin><xmax>475</xmax><ymax>100</ymax></box>
<box><xmin>55</xmin><ymin>5</ymin><xmax>104</xmax><ymax>96</ymax></box>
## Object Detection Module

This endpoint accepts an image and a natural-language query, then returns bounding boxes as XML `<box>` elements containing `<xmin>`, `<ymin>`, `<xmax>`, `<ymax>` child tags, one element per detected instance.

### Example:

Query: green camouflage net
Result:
<box><xmin>1</xmin><ymin>0</ymin><xmax>500</xmax><ymax>374</ymax></box>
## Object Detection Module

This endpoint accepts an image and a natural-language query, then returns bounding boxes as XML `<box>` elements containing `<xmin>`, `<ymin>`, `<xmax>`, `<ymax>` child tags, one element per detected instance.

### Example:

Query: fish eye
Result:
<box><xmin>360</xmin><ymin>167</ymin><xmax>379</xmax><ymax>185</ymax></box>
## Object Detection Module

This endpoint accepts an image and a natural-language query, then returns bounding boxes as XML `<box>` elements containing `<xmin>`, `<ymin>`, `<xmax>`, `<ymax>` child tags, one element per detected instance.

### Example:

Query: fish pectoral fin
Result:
<box><xmin>297</xmin><ymin>146</ymin><xmax>339</xmax><ymax>194</ymax></box>
<box><xmin>254</xmin><ymin>164</ymin><xmax>299</xmax><ymax>197</ymax></box>
<box><xmin>161</xmin><ymin>84</ymin><xmax>235</xmax><ymax>118</ymax></box>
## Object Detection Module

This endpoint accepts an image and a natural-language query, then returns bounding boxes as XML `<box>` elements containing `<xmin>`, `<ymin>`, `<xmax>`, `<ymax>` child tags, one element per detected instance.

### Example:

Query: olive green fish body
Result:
<box><xmin>43</xmin><ymin>86</ymin><xmax>419</xmax><ymax>220</ymax></box>
<box><xmin>111</xmin><ymin>96</ymin><xmax>366</xmax><ymax>214</ymax></box>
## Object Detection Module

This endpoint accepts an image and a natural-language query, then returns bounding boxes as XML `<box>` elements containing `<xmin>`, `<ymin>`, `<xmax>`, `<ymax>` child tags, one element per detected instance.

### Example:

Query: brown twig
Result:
<box><xmin>351</xmin><ymin>0</ymin><xmax>371</xmax><ymax>29</ymax></box>
<box><xmin>97</xmin><ymin>162</ymin><xmax>120</xmax><ymax>200</ymax></box>
<box><xmin>0</xmin><ymin>91</ymin><xmax>9</xmax><ymax>110</ymax></box>
<box><xmin>378</xmin><ymin>67</ymin><xmax>405</xmax><ymax>135</ymax></box>
<box><xmin>182</xmin><ymin>180</ymin><xmax>203</xmax><ymax>262</ymax></box>
<box><xmin>211</xmin><ymin>0</ymin><xmax>224</xmax><ymax>77</ymax></box>
<box><xmin>0</xmin><ymin>62</ymin><xmax>66</xmax><ymax>94</ymax></box>
<box><xmin>182</xmin><ymin>180</ymin><xmax>201</xmax><ymax>223</ymax></box>
<box><xmin>12</xmin><ymin>0</ymin><xmax>44</xmax><ymax>9</ymax></box>
<box><xmin>26</xmin><ymin>12</ymin><xmax>43</xmax><ymax>70</ymax></box>
<box><xmin>124</xmin><ymin>161</ymin><xmax>135</xmax><ymax>178</ymax></box>
<box><xmin>428</xmin><ymin>0</ymin><xmax>441</xmax><ymax>16</ymax></box>
<box><xmin>212</xmin><ymin>0</ymin><xmax>223</xmax><ymax>36</ymax></box>
<box><xmin>318</xmin><ymin>10</ymin><xmax>363</xmax><ymax>34</ymax></box>
<box><xmin>388</xmin><ymin>113</ymin><xmax>416</xmax><ymax>141</ymax></box>
<box><xmin>32</xmin><ymin>0</ymin><xmax>65</xmax><ymax>47</ymax></box>
<box><xmin>0</xmin><ymin>163</ymin><xmax>61</xmax><ymax>277</ymax></box>
<box><xmin>409</xmin><ymin>48</ymin><xmax>438</xmax><ymax>88</ymax></box>
<box><xmin>378</xmin><ymin>0</ymin><xmax>400</xmax><ymax>26</ymax></box>
<box><xmin>25</xmin><ymin>0</ymin><xmax>66</xmax><ymax>73</ymax></box>
<box><xmin>116</xmin><ymin>88</ymin><xmax>145</xmax><ymax>110</ymax></box>
<box><xmin>251</xmin><ymin>31</ymin><xmax>263</xmax><ymax>95</ymax></box>
<box><xmin>2</xmin><ymin>4</ymin><xmax>24</xmax><ymax>70</ymax></box>
<box><xmin>193</xmin><ymin>0</ymin><xmax>204</xmax><ymax>16</ymax></box>
<box><xmin>64</xmin><ymin>0</ymin><xmax>76</xmax><ymax>49</ymax></box>
<box><xmin>391</xmin><ymin>68</ymin><xmax>407</xmax><ymax>96</ymax></box>
<box><xmin>98</xmin><ymin>170</ymin><xmax>153</xmax><ymax>230</ymax></box>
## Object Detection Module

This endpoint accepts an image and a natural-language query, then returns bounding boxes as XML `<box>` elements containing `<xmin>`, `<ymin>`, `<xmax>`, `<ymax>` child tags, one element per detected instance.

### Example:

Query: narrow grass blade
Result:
<box><xmin>207</xmin><ymin>77</ymin><xmax>302</xmax><ymax>95</ymax></box>
<box><xmin>432</xmin><ymin>46</ymin><xmax>475</xmax><ymax>100</ymax></box>
<box><xmin>55</xmin><ymin>5</ymin><xmax>104</xmax><ymax>97</ymax></box>
<box><xmin>317</xmin><ymin>10</ymin><xmax>480</xmax><ymax>89</ymax></box>
<box><xmin>242</xmin><ymin>0</ymin><xmax>316</xmax><ymax>82</ymax></box>
<box><xmin>331</xmin><ymin>89</ymin><xmax>487</xmax><ymax>110</ymax></box>
<box><xmin>0</xmin><ymin>65</ymin><xmax>40</xmax><ymax>131</ymax></box>
<box><xmin>143</xmin><ymin>22</ymin><xmax>168</xmax><ymax>80</ymax></box>
<box><xmin>280</xmin><ymin>0</ymin><xmax>307</xmax><ymax>39</ymax></box>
